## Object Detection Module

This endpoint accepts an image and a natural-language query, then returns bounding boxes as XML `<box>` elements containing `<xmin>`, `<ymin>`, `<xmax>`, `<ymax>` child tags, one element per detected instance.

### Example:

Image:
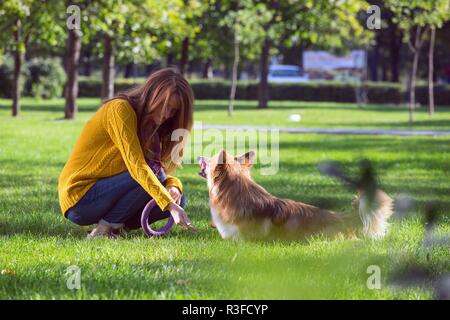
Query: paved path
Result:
<box><xmin>193</xmin><ymin>124</ymin><xmax>450</xmax><ymax>136</ymax></box>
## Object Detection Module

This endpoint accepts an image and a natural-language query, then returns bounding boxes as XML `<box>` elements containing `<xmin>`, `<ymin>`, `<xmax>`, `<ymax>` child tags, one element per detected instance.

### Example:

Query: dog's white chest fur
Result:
<box><xmin>210</xmin><ymin>204</ymin><xmax>240</xmax><ymax>240</ymax></box>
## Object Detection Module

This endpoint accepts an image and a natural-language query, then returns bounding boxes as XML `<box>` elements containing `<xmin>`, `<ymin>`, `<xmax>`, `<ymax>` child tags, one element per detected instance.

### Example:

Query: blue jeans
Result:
<box><xmin>65</xmin><ymin>170</ymin><xmax>186</xmax><ymax>230</ymax></box>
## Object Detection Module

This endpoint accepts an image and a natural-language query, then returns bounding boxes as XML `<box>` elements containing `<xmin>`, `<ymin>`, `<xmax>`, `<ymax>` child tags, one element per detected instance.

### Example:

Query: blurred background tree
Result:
<box><xmin>386</xmin><ymin>0</ymin><xmax>450</xmax><ymax>122</ymax></box>
<box><xmin>0</xmin><ymin>0</ymin><xmax>65</xmax><ymax>117</ymax></box>
<box><xmin>0</xmin><ymin>0</ymin><xmax>449</xmax><ymax>119</ymax></box>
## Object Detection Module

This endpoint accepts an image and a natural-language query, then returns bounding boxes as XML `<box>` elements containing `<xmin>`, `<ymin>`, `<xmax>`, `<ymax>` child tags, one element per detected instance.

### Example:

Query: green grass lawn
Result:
<box><xmin>0</xmin><ymin>98</ymin><xmax>449</xmax><ymax>299</ymax></box>
<box><xmin>1</xmin><ymin>98</ymin><xmax>450</xmax><ymax>130</ymax></box>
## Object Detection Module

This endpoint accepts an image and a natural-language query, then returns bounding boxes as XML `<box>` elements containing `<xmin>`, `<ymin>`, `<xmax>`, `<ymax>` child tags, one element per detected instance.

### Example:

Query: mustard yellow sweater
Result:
<box><xmin>58</xmin><ymin>98</ymin><xmax>182</xmax><ymax>216</ymax></box>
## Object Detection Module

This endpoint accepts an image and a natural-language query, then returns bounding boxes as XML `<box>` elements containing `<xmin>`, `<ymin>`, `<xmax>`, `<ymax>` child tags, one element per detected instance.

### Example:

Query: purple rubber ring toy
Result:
<box><xmin>140</xmin><ymin>199</ymin><xmax>174</xmax><ymax>237</ymax></box>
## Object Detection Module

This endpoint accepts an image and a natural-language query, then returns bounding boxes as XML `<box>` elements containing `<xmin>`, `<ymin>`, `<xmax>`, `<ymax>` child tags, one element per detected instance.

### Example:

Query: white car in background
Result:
<box><xmin>267</xmin><ymin>64</ymin><xmax>309</xmax><ymax>83</ymax></box>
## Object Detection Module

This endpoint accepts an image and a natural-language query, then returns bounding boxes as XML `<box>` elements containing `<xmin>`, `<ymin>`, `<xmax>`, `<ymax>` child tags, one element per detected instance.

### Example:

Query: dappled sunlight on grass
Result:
<box><xmin>0</xmin><ymin>99</ymin><xmax>449</xmax><ymax>299</ymax></box>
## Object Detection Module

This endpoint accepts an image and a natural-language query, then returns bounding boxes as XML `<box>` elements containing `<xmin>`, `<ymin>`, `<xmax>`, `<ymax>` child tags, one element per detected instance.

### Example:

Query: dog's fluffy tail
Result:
<box><xmin>355</xmin><ymin>188</ymin><xmax>394</xmax><ymax>238</ymax></box>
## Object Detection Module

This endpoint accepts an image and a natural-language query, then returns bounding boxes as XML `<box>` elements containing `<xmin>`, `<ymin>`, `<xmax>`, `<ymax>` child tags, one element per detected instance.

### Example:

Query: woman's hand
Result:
<box><xmin>166</xmin><ymin>186</ymin><xmax>182</xmax><ymax>204</ymax></box>
<box><xmin>167</xmin><ymin>202</ymin><xmax>197</xmax><ymax>232</ymax></box>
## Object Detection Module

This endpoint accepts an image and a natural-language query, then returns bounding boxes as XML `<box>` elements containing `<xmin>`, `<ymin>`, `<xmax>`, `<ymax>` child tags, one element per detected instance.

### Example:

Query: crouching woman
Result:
<box><xmin>58</xmin><ymin>67</ymin><xmax>197</xmax><ymax>237</ymax></box>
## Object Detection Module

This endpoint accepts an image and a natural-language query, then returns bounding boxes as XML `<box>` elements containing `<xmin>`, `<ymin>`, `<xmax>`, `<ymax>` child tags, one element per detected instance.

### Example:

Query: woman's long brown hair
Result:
<box><xmin>108</xmin><ymin>67</ymin><xmax>194</xmax><ymax>173</ymax></box>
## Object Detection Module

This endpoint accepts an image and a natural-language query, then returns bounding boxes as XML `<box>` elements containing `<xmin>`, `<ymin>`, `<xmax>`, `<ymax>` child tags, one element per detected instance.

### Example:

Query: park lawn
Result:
<box><xmin>0</xmin><ymin>98</ymin><xmax>449</xmax><ymax>299</ymax></box>
<box><xmin>1</xmin><ymin>98</ymin><xmax>450</xmax><ymax>130</ymax></box>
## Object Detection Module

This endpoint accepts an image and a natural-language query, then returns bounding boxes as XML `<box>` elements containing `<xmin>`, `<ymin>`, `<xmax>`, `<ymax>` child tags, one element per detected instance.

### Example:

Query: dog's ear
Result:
<box><xmin>235</xmin><ymin>150</ymin><xmax>256</xmax><ymax>167</ymax></box>
<box><xmin>217</xmin><ymin>149</ymin><xmax>228</xmax><ymax>165</ymax></box>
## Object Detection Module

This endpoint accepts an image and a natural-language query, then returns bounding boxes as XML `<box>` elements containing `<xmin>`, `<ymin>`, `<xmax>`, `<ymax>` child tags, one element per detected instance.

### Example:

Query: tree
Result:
<box><xmin>0</xmin><ymin>0</ymin><xmax>64</xmax><ymax>117</ymax></box>
<box><xmin>424</xmin><ymin>1</ymin><xmax>450</xmax><ymax>115</ymax></box>
<box><xmin>178</xmin><ymin>0</ymin><xmax>205</xmax><ymax>75</ymax></box>
<box><xmin>366</xmin><ymin>1</ymin><xmax>404</xmax><ymax>83</ymax></box>
<box><xmin>253</xmin><ymin>0</ymin><xmax>369</xmax><ymax>109</ymax></box>
<box><xmin>428</xmin><ymin>26</ymin><xmax>436</xmax><ymax>115</ymax></box>
<box><xmin>64</xmin><ymin>0</ymin><xmax>91</xmax><ymax>119</ymax></box>
<box><xmin>219</xmin><ymin>0</ymin><xmax>271</xmax><ymax>115</ymax></box>
<box><xmin>92</xmin><ymin>0</ymin><xmax>194</xmax><ymax>99</ymax></box>
<box><xmin>191</xmin><ymin>0</ymin><xmax>271</xmax><ymax>82</ymax></box>
<box><xmin>64</xmin><ymin>26</ymin><xmax>81</xmax><ymax>119</ymax></box>
<box><xmin>62</xmin><ymin>0</ymin><xmax>191</xmax><ymax>118</ymax></box>
<box><xmin>189</xmin><ymin>1</ymin><xmax>235</xmax><ymax>79</ymax></box>
<box><xmin>89</xmin><ymin>0</ymin><xmax>129</xmax><ymax>100</ymax></box>
<box><xmin>387</xmin><ymin>0</ymin><xmax>450</xmax><ymax>122</ymax></box>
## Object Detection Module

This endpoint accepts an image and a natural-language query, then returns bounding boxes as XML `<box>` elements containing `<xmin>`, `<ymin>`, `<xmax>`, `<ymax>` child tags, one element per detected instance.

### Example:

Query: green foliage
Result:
<box><xmin>0</xmin><ymin>55</ymin><xmax>29</xmax><ymax>98</ymax></box>
<box><xmin>0</xmin><ymin>57</ymin><xmax>15</xmax><ymax>98</ymax></box>
<box><xmin>0</xmin><ymin>56</ymin><xmax>65</xmax><ymax>99</ymax></box>
<box><xmin>284</xmin><ymin>0</ymin><xmax>372</xmax><ymax>49</ymax></box>
<box><xmin>388</xmin><ymin>0</ymin><xmax>450</xmax><ymax>28</ymax></box>
<box><xmin>191</xmin><ymin>0</ymin><xmax>373</xmax><ymax>68</ymax></box>
<box><xmin>2</xmin><ymin>74</ymin><xmax>449</xmax><ymax>105</ymax></box>
<box><xmin>79</xmin><ymin>0</ymin><xmax>205</xmax><ymax>65</ymax></box>
<box><xmin>0</xmin><ymin>0</ymin><xmax>65</xmax><ymax>52</ymax></box>
<box><xmin>189</xmin><ymin>1</ymin><xmax>236</xmax><ymax>65</ymax></box>
<box><xmin>77</xmin><ymin>77</ymin><xmax>141</xmax><ymax>97</ymax></box>
<box><xmin>25</xmin><ymin>58</ymin><xmax>65</xmax><ymax>99</ymax></box>
<box><xmin>219</xmin><ymin>0</ymin><xmax>272</xmax><ymax>60</ymax></box>
<box><xmin>71</xmin><ymin>78</ymin><xmax>450</xmax><ymax>105</ymax></box>
<box><xmin>386</xmin><ymin>0</ymin><xmax>450</xmax><ymax>42</ymax></box>
<box><xmin>250</xmin><ymin>0</ymin><xmax>371</xmax><ymax>55</ymax></box>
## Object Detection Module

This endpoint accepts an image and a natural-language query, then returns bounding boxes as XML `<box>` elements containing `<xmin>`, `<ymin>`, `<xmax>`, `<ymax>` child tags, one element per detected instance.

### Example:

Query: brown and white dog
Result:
<box><xmin>198</xmin><ymin>150</ymin><xmax>393</xmax><ymax>241</ymax></box>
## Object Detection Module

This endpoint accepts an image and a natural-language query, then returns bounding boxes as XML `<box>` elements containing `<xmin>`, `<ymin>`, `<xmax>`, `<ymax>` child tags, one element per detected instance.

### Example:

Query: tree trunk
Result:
<box><xmin>202</xmin><ymin>58</ymin><xmax>213</xmax><ymax>79</ymax></box>
<box><xmin>101</xmin><ymin>34</ymin><xmax>115</xmax><ymax>99</ymax></box>
<box><xmin>146</xmin><ymin>63</ymin><xmax>158</xmax><ymax>75</ymax></box>
<box><xmin>124</xmin><ymin>63</ymin><xmax>134</xmax><ymax>78</ymax></box>
<box><xmin>179</xmin><ymin>37</ymin><xmax>189</xmax><ymax>75</ymax></box>
<box><xmin>64</xmin><ymin>28</ymin><xmax>81</xmax><ymax>119</ymax></box>
<box><xmin>281</xmin><ymin>44</ymin><xmax>303</xmax><ymax>68</ymax></box>
<box><xmin>409</xmin><ymin>51</ymin><xmax>419</xmax><ymax>124</ymax></box>
<box><xmin>258</xmin><ymin>39</ymin><xmax>271</xmax><ymax>109</ymax></box>
<box><xmin>12</xmin><ymin>18</ymin><xmax>23</xmax><ymax>117</ymax></box>
<box><xmin>248</xmin><ymin>62</ymin><xmax>257</xmax><ymax>79</ymax></box>
<box><xmin>381</xmin><ymin>54</ymin><xmax>388</xmax><ymax>82</ymax></box>
<box><xmin>223</xmin><ymin>65</ymin><xmax>230</xmax><ymax>80</ymax></box>
<box><xmin>428</xmin><ymin>27</ymin><xmax>436</xmax><ymax>116</ymax></box>
<box><xmin>228</xmin><ymin>31</ymin><xmax>240</xmax><ymax>116</ymax></box>
<box><xmin>369</xmin><ymin>34</ymin><xmax>381</xmax><ymax>81</ymax></box>
<box><xmin>83</xmin><ymin>47</ymin><xmax>92</xmax><ymax>76</ymax></box>
<box><xmin>166</xmin><ymin>52</ymin><xmax>175</xmax><ymax>67</ymax></box>
<box><xmin>409</xmin><ymin>26</ymin><xmax>424</xmax><ymax>124</ymax></box>
<box><xmin>355</xmin><ymin>49</ymin><xmax>369</xmax><ymax>108</ymax></box>
<box><xmin>390</xmin><ymin>45</ymin><xmax>400</xmax><ymax>82</ymax></box>
<box><xmin>299</xmin><ymin>45</ymin><xmax>304</xmax><ymax>70</ymax></box>
<box><xmin>388</xmin><ymin>21</ymin><xmax>401</xmax><ymax>82</ymax></box>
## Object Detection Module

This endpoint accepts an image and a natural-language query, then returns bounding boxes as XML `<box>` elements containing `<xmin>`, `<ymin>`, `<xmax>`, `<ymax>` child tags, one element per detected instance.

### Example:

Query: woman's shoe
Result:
<box><xmin>87</xmin><ymin>224</ymin><xmax>117</xmax><ymax>239</ymax></box>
